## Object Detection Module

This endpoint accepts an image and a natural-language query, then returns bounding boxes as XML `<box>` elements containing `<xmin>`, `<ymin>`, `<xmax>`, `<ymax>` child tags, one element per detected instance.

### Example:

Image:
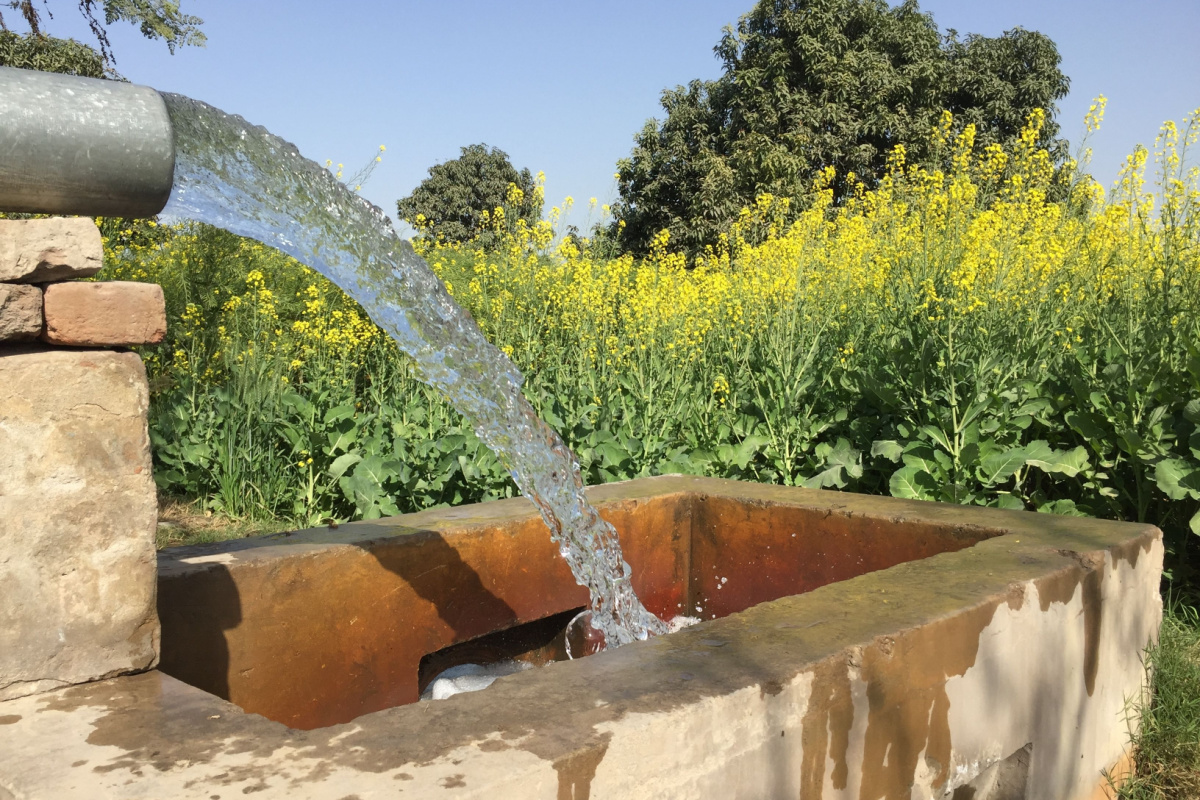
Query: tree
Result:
<box><xmin>397</xmin><ymin>144</ymin><xmax>541</xmax><ymax>246</ymax></box>
<box><xmin>0</xmin><ymin>0</ymin><xmax>204</xmax><ymax>66</ymax></box>
<box><xmin>611</xmin><ymin>0</ymin><xmax>1069</xmax><ymax>255</ymax></box>
<box><xmin>0</xmin><ymin>28</ymin><xmax>106</xmax><ymax>76</ymax></box>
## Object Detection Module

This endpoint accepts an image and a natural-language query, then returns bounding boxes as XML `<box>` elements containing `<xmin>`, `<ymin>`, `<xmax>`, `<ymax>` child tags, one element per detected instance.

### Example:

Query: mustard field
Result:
<box><xmin>100</xmin><ymin>105</ymin><xmax>1200</xmax><ymax>582</ymax></box>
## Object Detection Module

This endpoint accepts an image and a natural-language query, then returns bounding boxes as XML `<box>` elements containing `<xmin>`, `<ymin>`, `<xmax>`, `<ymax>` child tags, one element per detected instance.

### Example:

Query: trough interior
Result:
<box><xmin>157</xmin><ymin>488</ymin><xmax>997</xmax><ymax>730</ymax></box>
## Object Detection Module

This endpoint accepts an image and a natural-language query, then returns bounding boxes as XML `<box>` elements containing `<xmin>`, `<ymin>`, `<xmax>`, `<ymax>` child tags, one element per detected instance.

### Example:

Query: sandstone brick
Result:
<box><xmin>0</xmin><ymin>282</ymin><xmax>43</xmax><ymax>342</ymax></box>
<box><xmin>0</xmin><ymin>217</ymin><xmax>102</xmax><ymax>283</ymax></box>
<box><xmin>42</xmin><ymin>280</ymin><xmax>166</xmax><ymax>347</ymax></box>
<box><xmin>0</xmin><ymin>346</ymin><xmax>159</xmax><ymax>701</ymax></box>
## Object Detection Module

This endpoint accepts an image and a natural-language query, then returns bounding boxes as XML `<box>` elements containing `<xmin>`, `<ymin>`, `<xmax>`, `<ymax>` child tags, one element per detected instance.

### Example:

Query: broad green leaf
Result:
<box><xmin>979</xmin><ymin>447</ymin><xmax>1027</xmax><ymax>485</ymax></box>
<box><xmin>594</xmin><ymin>441</ymin><xmax>629</xmax><ymax>468</ymax></box>
<box><xmin>280</xmin><ymin>391</ymin><xmax>316</xmax><ymax>419</ymax></box>
<box><xmin>323</xmin><ymin>403</ymin><xmax>356</xmax><ymax>425</ymax></box>
<box><xmin>995</xmin><ymin>493</ymin><xmax>1025</xmax><ymax>510</ymax></box>
<box><xmin>1154</xmin><ymin>459</ymin><xmax>1200</xmax><ymax>501</ymax></box>
<box><xmin>1190</xmin><ymin>511</ymin><xmax>1200</xmax><ymax>537</ymax></box>
<box><xmin>890</xmin><ymin>466</ymin><xmax>936</xmax><ymax>501</ymax></box>
<box><xmin>870</xmin><ymin>440</ymin><xmax>904</xmax><ymax>462</ymax></box>
<box><xmin>328</xmin><ymin>452</ymin><xmax>361</xmax><ymax>481</ymax></box>
<box><xmin>1026</xmin><ymin>446</ymin><xmax>1090</xmax><ymax>478</ymax></box>
<box><xmin>437</xmin><ymin>434</ymin><xmax>467</xmax><ymax>452</ymax></box>
<box><xmin>1037</xmin><ymin>499</ymin><xmax>1087</xmax><ymax>517</ymax></box>
<box><xmin>901</xmin><ymin>442</ymin><xmax>941</xmax><ymax>475</ymax></box>
<box><xmin>803</xmin><ymin>466</ymin><xmax>848</xmax><ymax>489</ymax></box>
<box><xmin>825</xmin><ymin>438</ymin><xmax>860</xmax><ymax>468</ymax></box>
<box><xmin>1022</xmin><ymin>440</ymin><xmax>1053</xmax><ymax>463</ymax></box>
<box><xmin>354</xmin><ymin>454</ymin><xmax>391</xmax><ymax>486</ymax></box>
<box><xmin>326</xmin><ymin>423</ymin><xmax>359</xmax><ymax>454</ymax></box>
<box><xmin>1064</xmin><ymin>410</ymin><xmax>1108</xmax><ymax>444</ymax></box>
<box><xmin>1116</xmin><ymin>430</ymin><xmax>1145</xmax><ymax>458</ymax></box>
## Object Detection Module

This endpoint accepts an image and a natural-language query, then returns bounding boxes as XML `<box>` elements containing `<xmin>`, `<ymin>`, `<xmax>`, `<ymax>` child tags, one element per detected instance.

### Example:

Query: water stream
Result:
<box><xmin>159</xmin><ymin>94</ymin><xmax>667</xmax><ymax>647</ymax></box>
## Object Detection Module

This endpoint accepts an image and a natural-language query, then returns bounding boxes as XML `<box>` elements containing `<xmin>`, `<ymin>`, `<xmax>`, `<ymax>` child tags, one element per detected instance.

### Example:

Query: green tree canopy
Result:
<box><xmin>611</xmin><ymin>0</ymin><xmax>1069</xmax><ymax>255</ymax></box>
<box><xmin>397</xmin><ymin>144</ymin><xmax>541</xmax><ymax>246</ymax></box>
<box><xmin>0</xmin><ymin>0</ymin><xmax>204</xmax><ymax>65</ymax></box>
<box><xmin>0</xmin><ymin>29</ymin><xmax>106</xmax><ymax>76</ymax></box>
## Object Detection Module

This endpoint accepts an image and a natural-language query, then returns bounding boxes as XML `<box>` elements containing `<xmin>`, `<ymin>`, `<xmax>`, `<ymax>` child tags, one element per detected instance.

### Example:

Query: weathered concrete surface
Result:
<box><xmin>0</xmin><ymin>283</ymin><xmax>42</xmax><ymax>342</ymax></box>
<box><xmin>41</xmin><ymin>281</ymin><xmax>166</xmax><ymax>347</ymax></box>
<box><xmin>0</xmin><ymin>217</ymin><xmax>102</xmax><ymax>283</ymax></box>
<box><xmin>0</xmin><ymin>346</ymin><xmax>159</xmax><ymax>702</ymax></box>
<box><xmin>0</xmin><ymin>477</ymin><xmax>1162</xmax><ymax>799</ymax></box>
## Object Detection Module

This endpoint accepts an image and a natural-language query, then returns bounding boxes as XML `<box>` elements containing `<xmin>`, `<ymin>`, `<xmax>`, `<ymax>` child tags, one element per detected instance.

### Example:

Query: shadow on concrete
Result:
<box><xmin>157</xmin><ymin>564</ymin><xmax>241</xmax><ymax>701</ymax></box>
<box><xmin>358</xmin><ymin>531</ymin><xmax>519</xmax><ymax>641</ymax></box>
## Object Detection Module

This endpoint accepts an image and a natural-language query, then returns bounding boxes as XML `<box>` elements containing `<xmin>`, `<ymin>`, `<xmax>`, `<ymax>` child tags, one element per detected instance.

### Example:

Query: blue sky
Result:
<box><xmin>15</xmin><ymin>0</ymin><xmax>1200</xmax><ymax>233</ymax></box>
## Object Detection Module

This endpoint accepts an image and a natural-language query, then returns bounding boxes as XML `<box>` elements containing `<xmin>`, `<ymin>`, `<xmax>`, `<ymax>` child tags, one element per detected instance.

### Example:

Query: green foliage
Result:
<box><xmin>611</xmin><ymin>0</ymin><xmax>1069</xmax><ymax>255</ymax></box>
<box><xmin>104</xmin><ymin>107</ymin><xmax>1200</xmax><ymax>594</ymax></box>
<box><xmin>116</xmin><ymin>221</ymin><xmax>1200</xmax><ymax>585</ymax></box>
<box><xmin>0</xmin><ymin>30</ymin><xmax>107</xmax><ymax>77</ymax></box>
<box><xmin>397</xmin><ymin>144</ymin><xmax>541</xmax><ymax>246</ymax></box>
<box><xmin>0</xmin><ymin>0</ymin><xmax>203</xmax><ymax>65</ymax></box>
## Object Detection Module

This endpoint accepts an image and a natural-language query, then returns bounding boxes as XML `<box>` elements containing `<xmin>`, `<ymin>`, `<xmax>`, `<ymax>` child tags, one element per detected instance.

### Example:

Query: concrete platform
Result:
<box><xmin>0</xmin><ymin>477</ymin><xmax>1162</xmax><ymax>799</ymax></box>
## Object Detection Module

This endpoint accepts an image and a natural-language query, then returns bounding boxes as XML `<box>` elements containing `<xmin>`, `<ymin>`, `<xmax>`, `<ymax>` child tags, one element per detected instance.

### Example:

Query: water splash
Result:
<box><xmin>158</xmin><ymin>94</ymin><xmax>666</xmax><ymax>647</ymax></box>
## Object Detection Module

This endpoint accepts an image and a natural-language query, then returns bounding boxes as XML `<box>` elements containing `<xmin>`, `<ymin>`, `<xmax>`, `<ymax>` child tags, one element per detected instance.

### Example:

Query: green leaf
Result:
<box><xmin>1037</xmin><ymin>499</ymin><xmax>1086</xmax><ymax>517</ymax></box>
<box><xmin>1190</xmin><ymin>511</ymin><xmax>1200</xmax><ymax>537</ymax></box>
<box><xmin>1154</xmin><ymin>459</ymin><xmax>1200</xmax><ymax>501</ymax></box>
<box><xmin>280</xmin><ymin>391</ymin><xmax>315</xmax><ymax>419</ymax></box>
<box><xmin>1022</xmin><ymin>440</ymin><xmax>1053</xmax><ymax>463</ymax></box>
<box><xmin>871</xmin><ymin>440</ymin><xmax>904</xmax><ymax>462</ymax></box>
<box><xmin>720</xmin><ymin>434</ymin><xmax>770</xmax><ymax>469</ymax></box>
<box><xmin>1026</xmin><ymin>446</ymin><xmax>1090</xmax><ymax>478</ymax></box>
<box><xmin>803</xmin><ymin>466</ymin><xmax>848</xmax><ymax>489</ymax></box>
<box><xmin>323</xmin><ymin>403</ymin><xmax>356</xmax><ymax>425</ymax></box>
<box><xmin>919</xmin><ymin>424</ymin><xmax>953</xmax><ymax>454</ymax></box>
<box><xmin>901</xmin><ymin>442</ymin><xmax>942</xmax><ymax>475</ymax></box>
<box><xmin>1064</xmin><ymin>410</ymin><xmax>1108</xmax><ymax>444</ymax></box>
<box><xmin>326</xmin><ymin>420</ymin><xmax>359</xmax><ymax>454</ymax></box>
<box><xmin>825</xmin><ymin>438</ymin><xmax>860</xmax><ymax>468</ymax></box>
<box><xmin>594</xmin><ymin>441</ymin><xmax>629</xmax><ymax>468</ymax></box>
<box><xmin>995</xmin><ymin>493</ymin><xmax>1025</xmax><ymax>510</ymax></box>
<box><xmin>979</xmin><ymin>447</ymin><xmax>1027</xmax><ymax>485</ymax></box>
<box><xmin>355</xmin><ymin>454</ymin><xmax>391</xmax><ymax>486</ymax></box>
<box><xmin>328</xmin><ymin>452</ymin><xmax>361</xmax><ymax>481</ymax></box>
<box><xmin>890</xmin><ymin>466</ymin><xmax>937</xmax><ymax>501</ymax></box>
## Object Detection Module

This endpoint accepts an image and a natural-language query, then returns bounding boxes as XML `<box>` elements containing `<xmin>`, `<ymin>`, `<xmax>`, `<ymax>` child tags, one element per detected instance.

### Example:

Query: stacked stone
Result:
<box><xmin>0</xmin><ymin>218</ymin><xmax>163</xmax><ymax>702</ymax></box>
<box><xmin>0</xmin><ymin>217</ymin><xmax>166</xmax><ymax>346</ymax></box>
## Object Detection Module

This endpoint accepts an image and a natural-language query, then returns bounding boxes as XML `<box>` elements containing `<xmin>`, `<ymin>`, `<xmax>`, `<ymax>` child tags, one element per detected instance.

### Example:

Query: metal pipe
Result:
<box><xmin>0</xmin><ymin>66</ymin><xmax>175</xmax><ymax>218</ymax></box>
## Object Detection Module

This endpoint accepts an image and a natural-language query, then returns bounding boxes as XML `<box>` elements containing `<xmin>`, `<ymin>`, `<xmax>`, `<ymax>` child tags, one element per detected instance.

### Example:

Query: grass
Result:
<box><xmin>156</xmin><ymin>496</ymin><xmax>291</xmax><ymax>549</ymax></box>
<box><xmin>1120</xmin><ymin>601</ymin><xmax>1200</xmax><ymax>798</ymax></box>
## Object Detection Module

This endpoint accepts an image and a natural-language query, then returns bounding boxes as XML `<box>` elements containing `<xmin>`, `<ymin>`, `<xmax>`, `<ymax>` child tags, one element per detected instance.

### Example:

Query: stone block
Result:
<box><xmin>0</xmin><ymin>283</ymin><xmax>43</xmax><ymax>342</ymax></box>
<box><xmin>42</xmin><ymin>281</ymin><xmax>166</xmax><ymax>347</ymax></box>
<box><xmin>0</xmin><ymin>346</ymin><xmax>159</xmax><ymax>701</ymax></box>
<box><xmin>0</xmin><ymin>217</ymin><xmax>102</xmax><ymax>283</ymax></box>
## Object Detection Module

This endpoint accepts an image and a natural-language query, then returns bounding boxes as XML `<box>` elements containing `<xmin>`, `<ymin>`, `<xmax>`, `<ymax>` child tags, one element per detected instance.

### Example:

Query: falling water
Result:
<box><xmin>158</xmin><ymin>95</ymin><xmax>666</xmax><ymax>647</ymax></box>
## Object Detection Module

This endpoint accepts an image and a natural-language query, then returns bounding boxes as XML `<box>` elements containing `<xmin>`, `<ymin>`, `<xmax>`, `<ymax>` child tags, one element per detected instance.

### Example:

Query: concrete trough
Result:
<box><xmin>0</xmin><ymin>475</ymin><xmax>1163</xmax><ymax>799</ymax></box>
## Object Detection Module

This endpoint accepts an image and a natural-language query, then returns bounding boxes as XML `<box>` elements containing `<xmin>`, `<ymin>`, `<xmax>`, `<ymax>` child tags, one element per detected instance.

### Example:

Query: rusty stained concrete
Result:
<box><xmin>0</xmin><ymin>477</ymin><xmax>1165</xmax><ymax>799</ymax></box>
<box><xmin>154</xmin><ymin>477</ymin><xmax>999</xmax><ymax>730</ymax></box>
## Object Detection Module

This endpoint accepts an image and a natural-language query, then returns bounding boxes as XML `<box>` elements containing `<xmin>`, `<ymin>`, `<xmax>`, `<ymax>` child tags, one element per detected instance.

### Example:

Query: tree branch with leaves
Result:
<box><xmin>0</xmin><ymin>0</ymin><xmax>203</xmax><ymax>66</ymax></box>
